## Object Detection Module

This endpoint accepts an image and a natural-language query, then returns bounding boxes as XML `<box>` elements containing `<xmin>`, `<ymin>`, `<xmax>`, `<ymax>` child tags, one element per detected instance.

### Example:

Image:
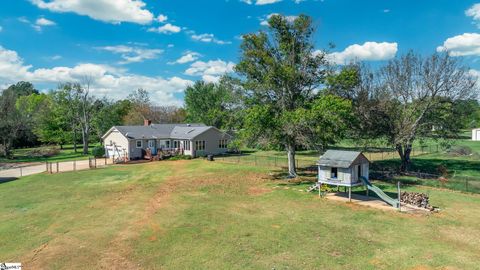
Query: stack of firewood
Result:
<box><xmin>400</xmin><ymin>191</ymin><xmax>433</xmax><ymax>210</ymax></box>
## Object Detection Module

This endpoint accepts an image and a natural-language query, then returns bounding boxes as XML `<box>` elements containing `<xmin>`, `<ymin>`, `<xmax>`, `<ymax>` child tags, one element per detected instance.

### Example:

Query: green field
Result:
<box><xmin>0</xmin><ymin>145</ymin><xmax>97</xmax><ymax>163</ymax></box>
<box><xmin>1</xmin><ymin>160</ymin><xmax>479</xmax><ymax>269</ymax></box>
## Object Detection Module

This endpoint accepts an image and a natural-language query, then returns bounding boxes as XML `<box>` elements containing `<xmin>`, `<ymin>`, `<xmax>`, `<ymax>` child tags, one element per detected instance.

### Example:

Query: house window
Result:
<box><xmin>184</xmin><ymin>140</ymin><xmax>190</xmax><ymax>150</ymax></box>
<box><xmin>173</xmin><ymin>140</ymin><xmax>179</xmax><ymax>149</ymax></box>
<box><xmin>218</xmin><ymin>139</ymin><xmax>228</xmax><ymax>149</ymax></box>
<box><xmin>136</xmin><ymin>140</ymin><xmax>143</xmax><ymax>148</ymax></box>
<box><xmin>195</xmin><ymin>140</ymin><xmax>205</xmax><ymax>151</ymax></box>
<box><xmin>166</xmin><ymin>140</ymin><xmax>170</xmax><ymax>148</ymax></box>
<box><xmin>331</xmin><ymin>167</ymin><xmax>338</xmax><ymax>179</ymax></box>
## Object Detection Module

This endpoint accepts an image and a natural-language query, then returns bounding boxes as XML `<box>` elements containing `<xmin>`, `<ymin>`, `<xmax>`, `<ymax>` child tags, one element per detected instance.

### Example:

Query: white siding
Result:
<box><xmin>190</xmin><ymin>128</ymin><xmax>230</xmax><ymax>157</ymax></box>
<box><xmin>103</xmin><ymin>129</ymin><xmax>129</xmax><ymax>159</ymax></box>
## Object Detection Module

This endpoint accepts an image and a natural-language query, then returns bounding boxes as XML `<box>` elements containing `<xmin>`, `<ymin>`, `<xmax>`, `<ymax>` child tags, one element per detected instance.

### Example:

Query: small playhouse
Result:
<box><xmin>317</xmin><ymin>150</ymin><xmax>370</xmax><ymax>200</ymax></box>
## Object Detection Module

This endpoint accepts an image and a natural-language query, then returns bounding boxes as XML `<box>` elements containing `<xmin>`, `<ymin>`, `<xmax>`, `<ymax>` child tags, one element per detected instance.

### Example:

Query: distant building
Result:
<box><xmin>472</xmin><ymin>128</ymin><xmax>480</xmax><ymax>141</ymax></box>
<box><xmin>101</xmin><ymin>120</ymin><xmax>231</xmax><ymax>161</ymax></box>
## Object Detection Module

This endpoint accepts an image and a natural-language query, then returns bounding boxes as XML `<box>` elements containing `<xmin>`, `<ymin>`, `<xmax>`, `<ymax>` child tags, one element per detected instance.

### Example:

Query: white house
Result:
<box><xmin>101</xmin><ymin>120</ymin><xmax>232</xmax><ymax>161</ymax></box>
<box><xmin>472</xmin><ymin>128</ymin><xmax>480</xmax><ymax>141</ymax></box>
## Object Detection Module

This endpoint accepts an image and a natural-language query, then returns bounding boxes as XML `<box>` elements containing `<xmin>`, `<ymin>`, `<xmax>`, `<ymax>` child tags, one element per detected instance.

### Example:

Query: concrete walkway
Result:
<box><xmin>325</xmin><ymin>192</ymin><xmax>431</xmax><ymax>213</ymax></box>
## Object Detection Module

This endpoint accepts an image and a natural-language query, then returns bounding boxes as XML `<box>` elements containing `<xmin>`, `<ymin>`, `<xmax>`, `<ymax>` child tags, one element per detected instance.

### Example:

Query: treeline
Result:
<box><xmin>1</xmin><ymin>14</ymin><xmax>479</xmax><ymax>175</ymax></box>
<box><xmin>0</xmin><ymin>82</ymin><xmax>185</xmax><ymax>158</ymax></box>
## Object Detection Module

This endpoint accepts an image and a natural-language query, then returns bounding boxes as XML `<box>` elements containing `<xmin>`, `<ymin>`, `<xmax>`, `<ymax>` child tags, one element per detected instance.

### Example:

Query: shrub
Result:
<box><xmin>169</xmin><ymin>155</ymin><xmax>192</xmax><ymax>161</ymax></box>
<box><xmin>26</xmin><ymin>147</ymin><xmax>60</xmax><ymax>158</ymax></box>
<box><xmin>92</xmin><ymin>146</ymin><xmax>105</xmax><ymax>158</ymax></box>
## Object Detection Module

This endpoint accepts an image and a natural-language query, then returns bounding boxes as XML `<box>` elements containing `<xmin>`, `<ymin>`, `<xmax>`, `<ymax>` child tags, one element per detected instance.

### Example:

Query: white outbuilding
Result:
<box><xmin>472</xmin><ymin>128</ymin><xmax>480</xmax><ymax>141</ymax></box>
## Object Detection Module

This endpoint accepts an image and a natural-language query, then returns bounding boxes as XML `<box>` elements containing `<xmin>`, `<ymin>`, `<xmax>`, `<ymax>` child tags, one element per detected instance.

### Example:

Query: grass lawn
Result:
<box><xmin>0</xmin><ymin>145</ymin><xmax>97</xmax><ymax>163</ymax></box>
<box><xmin>1</xmin><ymin>160</ymin><xmax>479</xmax><ymax>269</ymax></box>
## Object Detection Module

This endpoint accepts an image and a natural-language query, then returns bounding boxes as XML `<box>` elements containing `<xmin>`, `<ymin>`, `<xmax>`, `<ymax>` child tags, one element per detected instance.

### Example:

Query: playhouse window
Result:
<box><xmin>331</xmin><ymin>167</ymin><xmax>338</xmax><ymax>179</ymax></box>
<box><xmin>136</xmin><ymin>140</ymin><xmax>142</xmax><ymax>148</ymax></box>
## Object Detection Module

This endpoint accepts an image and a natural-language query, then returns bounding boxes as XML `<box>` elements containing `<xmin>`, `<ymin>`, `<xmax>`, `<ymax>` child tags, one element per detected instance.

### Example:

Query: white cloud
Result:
<box><xmin>0</xmin><ymin>45</ymin><xmax>191</xmax><ymax>105</ymax></box>
<box><xmin>185</xmin><ymin>60</ymin><xmax>235</xmax><ymax>82</ymax></box>
<box><xmin>260</xmin><ymin>13</ymin><xmax>297</xmax><ymax>26</ymax></box>
<box><xmin>191</xmin><ymin>33</ymin><xmax>231</xmax><ymax>45</ymax></box>
<box><xmin>170</xmin><ymin>52</ymin><xmax>201</xmax><ymax>65</ymax></box>
<box><xmin>148</xmin><ymin>23</ymin><xmax>181</xmax><ymax>34</ymax></box>
<box><xmin>36</xmin><ymin>18</ymin><xmax>56</xmax><ymax>26</ymax></box>
<box><xmin>30</xmin><ymin>0</ymin><xmax>154</xmax><ymax>24</ymax></box>
<box><xmin>242</xmin><ymin>0</ymin><xmax>283</xmax><ymax>5</ymax></box>
<box><xmin>436</xmin><ymin>33</ymin><xmax>480</xmax><ymax>57</ymax></box>
<box><xmin>466</xmin><ymin>4</ymin><xmax>480</xmax><ymax>24</ymax></box>
<box><xmin>97</xmin><ymin>45</ymin><xmax>163</xmax><ymax>64</ymax></box>
<box><xmin>325</xmin><ymin>41</ymin><xmax>398</xmax><ymax>65</ymax></box>
<box><xmin>156</xmin><ymin>14</ymin><xmax>168</xmax><ymax>23</ymax></box>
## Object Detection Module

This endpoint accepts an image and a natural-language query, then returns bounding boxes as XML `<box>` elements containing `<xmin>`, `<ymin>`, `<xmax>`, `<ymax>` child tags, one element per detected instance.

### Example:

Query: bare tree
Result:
<box><xmin>76</xmin><ymin>76</ymin><xmax>97</xmax><ymax>155</ymax></box>
<box><xmin>373</xmin><ymin>52</ymin><xmax>477</xmax><ymax>170</ymax></box>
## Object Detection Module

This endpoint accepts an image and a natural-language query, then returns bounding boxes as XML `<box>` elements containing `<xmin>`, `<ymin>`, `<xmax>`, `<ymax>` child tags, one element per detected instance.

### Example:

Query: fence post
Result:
<box><xmin>94</xmin><ymin>158</ymin><xmax>97</xmax><ymax>169</ymax></box>
<box><xmin>105</xmin><ymin>157</ymin><xmax>107</xmax><ymax>165</ymax></box>
<box><xmin>45</xmin><ymin>161</ymin><xmax>48</xmax><ymax>172</ymax></box>
<box><xmin>74</xmin><ymin>160</ymin><xmax>76</xmax><ymax>171</ymax></box>
<box><xmin>56</xmin><ymin>162</ymin><xmax>59</xmax><ymax>173</ymax></box>
<box><xmin>20</xmin><ymin>167</ymin><xmax>23</xmax><ymax>177</ymax></box>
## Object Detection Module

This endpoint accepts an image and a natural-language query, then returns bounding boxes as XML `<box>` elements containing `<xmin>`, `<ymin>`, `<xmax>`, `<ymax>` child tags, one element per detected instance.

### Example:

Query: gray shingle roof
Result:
<box><xmin>318</xmin><ymin>150</ymin><xmax>367</xmax><ymax>168</ymax></box>
<box><xmin>113</xmin><ymin>123</ymin><xmax>207</xmax><ymax>140</ymax></box>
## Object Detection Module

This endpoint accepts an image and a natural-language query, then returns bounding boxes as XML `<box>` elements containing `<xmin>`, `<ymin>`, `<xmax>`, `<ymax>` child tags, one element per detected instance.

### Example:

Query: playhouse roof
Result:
<box><xmin>317</xmin><ymin>150</ymin><xmax>368</xmax><ymax>168</ymax></box>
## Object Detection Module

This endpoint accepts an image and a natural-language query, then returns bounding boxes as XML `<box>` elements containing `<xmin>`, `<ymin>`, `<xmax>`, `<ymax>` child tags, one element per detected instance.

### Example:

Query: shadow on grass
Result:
<box><xmin>0</xmin><ymin>177</ymin><xmax>18</xmax><ymax>184</ymax></box>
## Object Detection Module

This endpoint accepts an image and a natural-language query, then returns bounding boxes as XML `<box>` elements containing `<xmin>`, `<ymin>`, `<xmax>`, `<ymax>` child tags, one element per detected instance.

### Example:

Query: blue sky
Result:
<box><xmin>1</xmin><ymin>0</ymin><xmax>479</xmax><ymax>105</ymax></box>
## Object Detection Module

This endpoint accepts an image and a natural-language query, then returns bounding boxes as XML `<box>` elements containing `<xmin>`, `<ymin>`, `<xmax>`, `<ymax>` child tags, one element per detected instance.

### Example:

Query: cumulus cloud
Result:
<box><xmin>0</xmin><ymin>45</ymin><xmax>192</xmax><ymax>105</ymax></box>
<box><xmin>260</xmin><ymin>13</ymin><xmax>297</xmax><ymax>26</ymax></box>
<box><xmin>325</xmin><ymin>41</ymin><xmax>398</xmax><ymax>65</ymax></box>
<box><xmin>156</xmin><ymin>14</ymin><xmax>168</xmax><ymax>23</ymax></box>
<box><xmin>466</xmin><ymin>4</ymin><xmax>480</xmax><ymax>25</ymax></box>
<box><xmin>185</xmin><ymin>60</ymin><xmax>235</xmax><ymax>82</ymax></box>
<box><xmin>436</xmin><ymin>33</ymin><xmax>480</xmax><ymax>56</ymax></box>
<box><xmin>191</xmin><ymin>33</ymin><xmax>231</xmax><ymax>45</ymax></box>
<box><xmin>30</xmin><ymin>0</ymin><xmax>154</xmax><ymax>24</ymax></box>
<box><xmin>97</xmin><ymin>45</ymin><xmax>163</xmax><ymax>64</ymax></box>
<box><xmin>169</xmin><ymin>52</ymin><xmax>201</xmax><ymax>65</ymax></box>
<box><xmin>148</xmin><ymin>23</ymin><xmax>181</xmax><ymax>34</ymax></box>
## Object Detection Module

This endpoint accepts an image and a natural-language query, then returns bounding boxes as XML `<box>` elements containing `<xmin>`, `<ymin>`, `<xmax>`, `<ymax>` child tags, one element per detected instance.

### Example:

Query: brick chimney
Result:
<box><xmin>144</xmin><ymin>119</ymin><xmax>152</xmax><ymax>126</ymax></box>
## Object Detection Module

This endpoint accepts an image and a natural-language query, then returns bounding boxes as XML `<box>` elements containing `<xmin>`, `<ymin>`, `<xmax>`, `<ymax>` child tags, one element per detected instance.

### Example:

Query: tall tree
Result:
<box><xmin>363</xmin><ymin>52</ymin><xmax>477</xmax><ymax>170</ymax></box>
<box><xmin>76</xmin><ymin>78</ymin><xmax>97</xmax><ymax>155</ymax></box>
<box><xmin>235</xmin><ymin>14</ymin><xmax>330</xmax><ymax>177</ymax></box>
<box><xmin>184</xmin><ymin>79</ymin><xmax>240</xmax><ymax>129</ymax></box>
<box><xmin>123</xmin><ymin>88</ymin><xmax>152</xmax><ymax>125</ymax></box>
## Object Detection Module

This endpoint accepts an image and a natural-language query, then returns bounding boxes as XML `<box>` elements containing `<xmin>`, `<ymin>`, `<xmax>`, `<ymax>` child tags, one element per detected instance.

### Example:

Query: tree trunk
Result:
<box><xmin>396</xmin><ymin>143</ymin><xmax>412</xmax><ymax>172</ymax></box>
<box><xmin>81</xmin><ymin>127</ymin><xmax>89</xmax><ymax>155</ymax></box>
<box><xmin>73</xmin><ymin>127</ymin><xmax>77</xmax><ymax>153</ymax></box>
<box><xmin>286</xmin><ymin>143</ymin><xmax>297</xmax><ymax>178</ymax></box>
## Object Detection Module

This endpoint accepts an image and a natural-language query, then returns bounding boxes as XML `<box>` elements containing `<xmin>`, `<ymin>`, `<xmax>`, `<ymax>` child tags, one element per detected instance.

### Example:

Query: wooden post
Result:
<box><xmin>397</xmin><ymin>181</ymin><xmax>401</xmax><ymax>210</ymax></box>
<box><xmin>348</xmin><ymin>186</ymin><xmax>352</xmax><ymax>202</ymax></box>
<box><xmin>56</xmin><ymin>162</ymin><xmax>59</xmax><ymax>173</ymax></box>
<box><xmin>50</xmin><ymin>163</ymin><xmax>53</xmax><ymax>174</ymax></box>
<box><xmin>73</xmin><ymin>160</ymin><xmax>76</xmax><ymax>171</ymax></box>
<box><xmin>94</xmin><ymin>158</ymin><xmax>97</xmax><ymax>169</ymax></box>
<box><xmin>20</xmin><ymin>167</ymin><xmax>23</xmax><ymax>177</ymax></box>
<box><xmin>46</xmin><ymin>161</ymin><xmax>48</xmax><ymax>172</ymax></box>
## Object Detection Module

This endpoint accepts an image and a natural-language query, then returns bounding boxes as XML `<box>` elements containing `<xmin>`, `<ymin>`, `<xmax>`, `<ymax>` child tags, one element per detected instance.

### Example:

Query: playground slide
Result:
<box><xmin>359</xmin><ymin>176</ymin><xmax>399</xmax><ymax>208</ymax></box>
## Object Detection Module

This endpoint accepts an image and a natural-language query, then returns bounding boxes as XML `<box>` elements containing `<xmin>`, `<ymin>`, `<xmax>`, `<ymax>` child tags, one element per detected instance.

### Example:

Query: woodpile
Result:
<box><xmin>400</xmin><ymin>191</ymin><xmax>434</xmax><ymax>211</ymax></box>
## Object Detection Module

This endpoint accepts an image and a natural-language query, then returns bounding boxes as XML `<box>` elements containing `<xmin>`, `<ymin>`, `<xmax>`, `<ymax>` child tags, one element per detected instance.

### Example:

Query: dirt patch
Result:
<box><xmin>247</xmin><ymin>186</ymin><xmax>272</xmax><ymax>196</ymax></box>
